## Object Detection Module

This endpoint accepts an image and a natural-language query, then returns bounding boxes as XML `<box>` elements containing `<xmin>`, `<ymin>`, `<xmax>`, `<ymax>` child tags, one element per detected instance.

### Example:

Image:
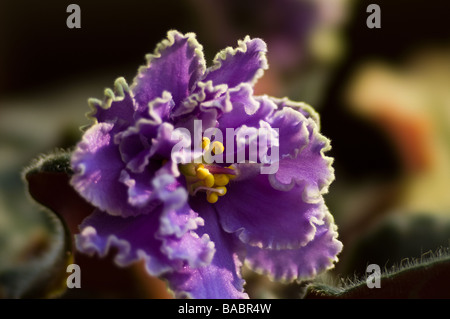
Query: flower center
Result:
<box><xmin>179</xmin><ymin>137</ymin><xmax>236</xmax><ymax>204</ymax></box>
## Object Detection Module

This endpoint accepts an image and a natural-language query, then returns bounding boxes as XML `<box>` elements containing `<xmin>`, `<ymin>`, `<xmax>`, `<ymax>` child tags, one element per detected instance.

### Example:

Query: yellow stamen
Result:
<box><xmin>214</xmin><ymin>174</ymin><xmax>229</xmax><ymax>186</ymax></box>
<box><xmin>206</xmin><ymin>191</ymin><xmax>219</xmax><ymax>204</ymax></box>
<box><xmin>203</xmin><ymin>173</ymin><xmax>215</xmax><ymax>188</ymax></box>
<box><xmin>179</xmin><ymin>142</ymin><xmax>236</xmax><ymax>204</ymax></box>
<box><xmin>226</xmin><ymin>165</ymin><xmax>237</xmax><ymax>180</ymax></box>
<box><xmin>216</xmin><ymin>186</ymin><xmax>227</xmax><ymax>196</ymax></box>
<box><xmin>211</xmin><ymin>141</ymin><xmax>224</xmax><ymax>155</ymax></box>
<box><xmin>196</xmin><ymin>167</ymin><xmax>210</xmax><ymax>180</ymax></box>
<box><xmin>202</xmin><ymin>137</ymin><xmax>210</xmax><ymax>150</ymax></box>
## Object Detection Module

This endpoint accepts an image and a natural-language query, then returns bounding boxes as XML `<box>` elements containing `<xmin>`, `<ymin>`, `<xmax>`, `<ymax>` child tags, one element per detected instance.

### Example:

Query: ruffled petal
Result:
<box><xmin>115</xmin><ymin>120</ymin><xmax>158</xmax><ymax>170</ymax></box>
<box><xmin>245</xmin><ymin>211</ymin><xmax>343</xmax><ymax>283</ymax></box>
<box><xmin>246</xmin><ymin>95</ymin><xmax>278</xmax><ymax>127</ymax></box>
<box><xmin>197</xmin><ymin>89</ymin><xmax>277</xmax><ymax>132</ymax></box>
<box><xmin>152</xmin><ymin>174</ymin><xmax>204</xmax><ymax>238</ymax></box>
<box><xmin>76</xmin><ymin>207</ymin><xmax>213</xmax><ymax>277</ymax></box>
<box><xmin>220</xmin><ymin>123</ymin><xmax>279</xmax><ymax>166</ymax></box>
<box><xmin>268</xmin><ymin>111</ymin><xmax>334</xmax><ymax>203</ymax></box>
<box><xmin>217</xmin><ymin>84</ymin><xmax>260</xmax><ymax>131</ymax></box>
<box><xmin>119</xmin><ymin>172</ymin><xmax>203</xmax><ymax>239</ymax></box>
<box><xmin>139</xmin><ymin>91</ymin><xmax>175</xmax><ymax>124</ymax></box>
<box><xmin>87</xmin><ymin>77</ymin><xmax>136</xmax><ymax>131</ymax></box>
<box><xmin>268</xmin><ymin>107</ymin><xmax>310</xmax><ymax>158</ymax></box>
<box><xmin>203</xmin><ymin>36</ymin><xmax>268</xmax><ymax>88</ymax></box>
<box><xmin>182</xmin><ymin>88</ymin><xmax>278</xmax><ymax>165</ymax></box>
<box><xmin>117</xmin><ymin>120</ymin><xmax>183</xmax><ymax>174</ymax></box>
<box><xmin>132</xmin><ymin>30</ymin><xmax>206</xmax><ymax>111</ymax></box>
<box><xmin>76</xmin><ymin>208</ymin><xmax>173</xmax><ymax>276</ymax></box>
<box><xmin>215</xmin><ymin>169</ymin><xmax>327</xmax><ymax>249</ymax></box>
<box><xmin>119</xmin><ymin>169</ymin><xmax>159</xmax><ymax>209</ymax></box>
<box><xmin>269</xmin><ymin>96</ymin><xmax>320</xmax><ymax>127</ymax></box>
<box><xmin>70</xmin><ymin>122</ymin><xmax>146</xmax><ymax>217</ymax></box>
<box><xmin>172</xmin><ymin>80</ymin><xmax>229</xmax><ymax>118</ymax></box>
<box><xmin>176</xmin><ymin>86</ymin><xmax>278</xmax><ymax>166</ymax></box>
<box><xmin>163</xmin><ymin>198</ymin><xmax>248</xmax><ymax>299</ymax></box>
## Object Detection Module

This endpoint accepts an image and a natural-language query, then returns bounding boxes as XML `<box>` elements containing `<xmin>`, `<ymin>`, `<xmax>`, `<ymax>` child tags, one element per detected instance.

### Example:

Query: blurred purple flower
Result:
<box><xmin>192</xmin><ymin>0</ymin><xmax>349</xmax><ymax>70</ymax></box>
<box><xmin>70</xmin><ymin>30</ymin><xmax>342</xmax><ymax>298</ymax></box>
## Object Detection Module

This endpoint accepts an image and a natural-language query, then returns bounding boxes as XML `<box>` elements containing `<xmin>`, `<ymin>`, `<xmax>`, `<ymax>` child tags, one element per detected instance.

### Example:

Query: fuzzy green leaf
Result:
<box><xmin>305</xmin><ymin>247</ymin><xmax>450</xmax><ymax>298</ymax></box>
<box><xmin>23</xmin><ymin>149</ymin><xmax>73</xmax><ymax>176</ymax></box>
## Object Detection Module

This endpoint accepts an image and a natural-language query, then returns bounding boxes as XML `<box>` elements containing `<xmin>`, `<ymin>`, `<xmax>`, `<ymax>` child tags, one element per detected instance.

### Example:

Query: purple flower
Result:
<box><xmin>70</xmin><ymin>30</ymin><xmax>342</xmax><ymax>298</ymax></box>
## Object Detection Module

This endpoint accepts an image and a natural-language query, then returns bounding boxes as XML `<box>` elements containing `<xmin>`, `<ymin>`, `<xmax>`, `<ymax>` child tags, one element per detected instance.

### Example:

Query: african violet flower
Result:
<box><xmin>70</xmin><ymin>30</ymin><xmax>342</xmax><ymax>298</ymax></box>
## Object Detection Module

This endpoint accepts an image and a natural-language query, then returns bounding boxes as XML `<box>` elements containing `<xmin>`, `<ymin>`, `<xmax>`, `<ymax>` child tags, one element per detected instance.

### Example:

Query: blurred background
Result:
<box><xmin>1</xmin><ymin>0</ymin><xmax>450</xmax><ymax>298</ymax></box>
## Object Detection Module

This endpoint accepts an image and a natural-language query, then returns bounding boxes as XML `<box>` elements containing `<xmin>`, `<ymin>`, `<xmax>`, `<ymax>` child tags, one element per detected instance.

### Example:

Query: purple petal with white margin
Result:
<box><xmin>268</xmin><ymin>111</ymin><xmax>334</xmax><ymax>203</ymax></box>
<box><xmin>203</xmin><ymin>36</ymin><xmax>268</xmax><ymax>88</ymax></box>
<box><xmin>138</xmin><ymin>91</ymin><xmax>174</xmax><ymax>124</ymax></box>
<box><xmin>185</xmin><ymin>91</ymin><xmax>276</xmax><ymax>139</ymax></box>
<box><xmin>172</xmin><ymin>80</ymin><xmax>229</xmax><ymax>118</ymax></box>
<box><xmin>210</xmin><ymin>90</ymin><xmax>278</xmax><ymax>132</ymax></box>
<box><xmin>267</xmin><ymin>107</ymin><xmax>310</xmax><ymax>158</ymax></box>
<box><xmin>132</xmin><ymin>31</ymin><xmax>206</xmax><ymax>111</ymax></box>
<box><xmin>118</xmin><ymin>171</ymin><xmax>200</xmax><ymax>238</ymax></box>
<box><xmin>117</xmin><ymin>119</ymin><xmax>191</xmax><ymax>175</ymax></box>
<box><xmin>119</xmin><ymin>169</ymin><xmax>159</xmax><ymax>209</ymax></box>
<box><xmin>269</xmin><ymin>96</ymin><xmax>320</xmax><ymax>127</ymax></box>
<box><xmin>115</xmin><ymin>120</ymin><xmax>158</xmax><ymax>168</ymax></box>
<box><xmin>120</xmin><ymin>172</ymin><xmax>208</xmax><ymax>239</ymax></box>
<box><xmin>88</xmin><ymin>77</ymin><xmax>136</xmax><ymax>131</ymax></box>
<box><xmin>245</xmin><ymin>211</ymin><xmax>343</xmax><ymax>283</ymax></box>
<box><xmin>245</xmin><ymin>95</ymin><xmax>278</xmax><ymax>127</ymax></box>
<box><xmin>217</xmin><ymin>83</ymin><xmax>260</xmax><ymax>131</ymax></box>
<box><xmin>218</xmin><ymin>123</ymin><xmax>278</xmax><ymax>166</ymax></box>
<box><xmin>71</xmin><ymin>122</ymin><xmax>149</xmax><ymax>217</ymax></box>
<box><xmin>152</xmin><ymin>174</ymin><xmax>204</xmax><ymax>238</ymax></box>
<box><xmin>215</xmin><ymin>169</ymin><xmax>327</xmax><ymax>250</ymax></box>
<box><xmin>76</xmin><ymin>206</ymin><xmax>214</xmax><ymax>277</ymax></box>
<box><xmin>163</xmin><ymin>197</ymin><xmax>248</xmax><ymax>299</ymax></box>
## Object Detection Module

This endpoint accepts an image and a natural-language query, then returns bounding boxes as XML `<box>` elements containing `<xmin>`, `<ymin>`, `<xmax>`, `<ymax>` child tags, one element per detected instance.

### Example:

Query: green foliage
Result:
<box><xmin>305</xmin><ymin>247</ymin><xmax>450</xmax><ymax>298</ymax></box>
<box><xmin>23</xmin><ymin>149</ymin><xmax>73</xmax><ymax>177</ymax></box>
